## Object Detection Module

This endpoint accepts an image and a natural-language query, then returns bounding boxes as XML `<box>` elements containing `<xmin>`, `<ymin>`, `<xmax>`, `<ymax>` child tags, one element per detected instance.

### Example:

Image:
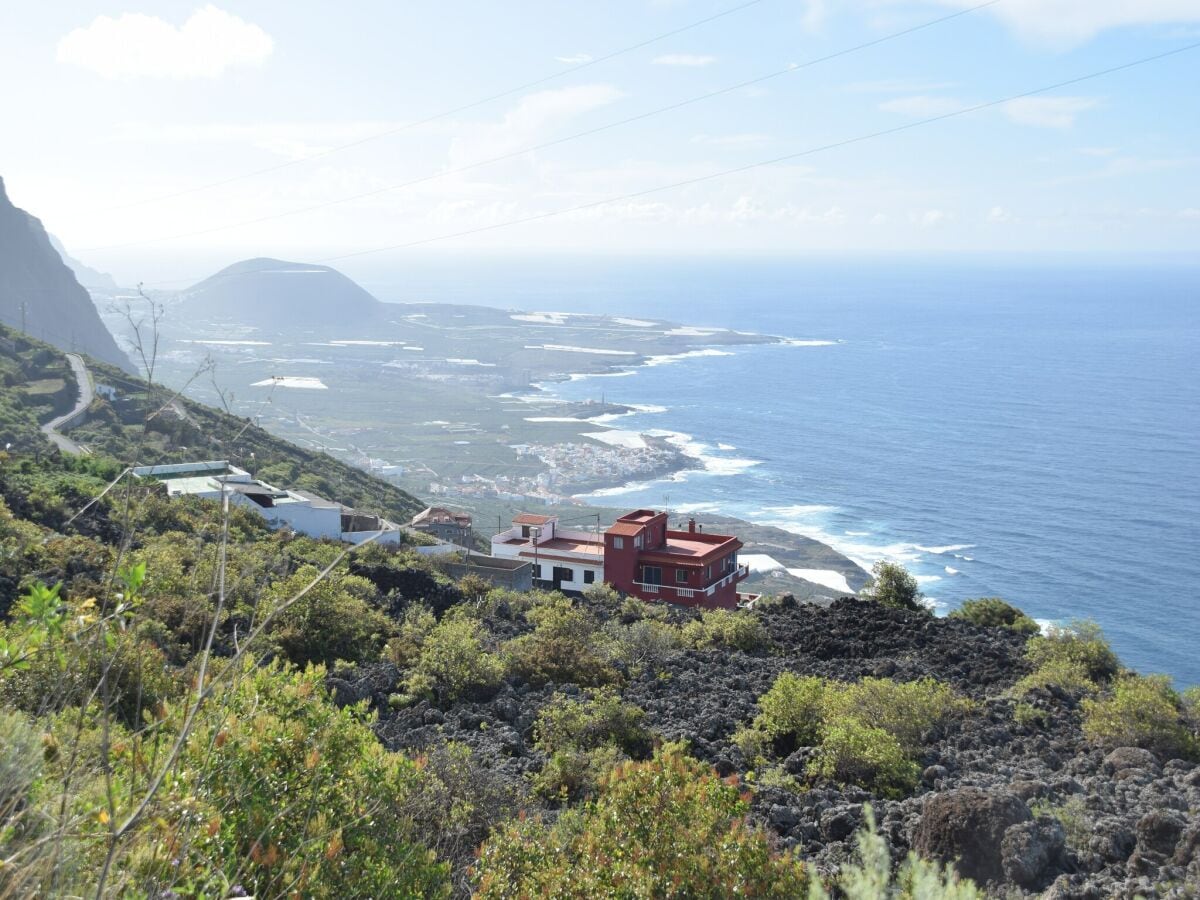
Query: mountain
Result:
<box><xmin>0</xmin><ymin>176</ymin><xmax>131</xmax><ymax>370</ymax></box>
<box><xmin>48</xmin><ymin>233</ymin><xmax>119</xmax><ymax>291</ymax></box>
<box><xmin>175</xmin><ymin>257</ymin><xmax>384</xmax><ymax>327</ymax></box>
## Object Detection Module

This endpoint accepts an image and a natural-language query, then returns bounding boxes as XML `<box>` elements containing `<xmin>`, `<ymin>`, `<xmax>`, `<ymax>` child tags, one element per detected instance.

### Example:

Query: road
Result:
<box><xmin>40</xmin><ymin>352</ymin><xmax>92</xmax><ymax>455</ymax></box>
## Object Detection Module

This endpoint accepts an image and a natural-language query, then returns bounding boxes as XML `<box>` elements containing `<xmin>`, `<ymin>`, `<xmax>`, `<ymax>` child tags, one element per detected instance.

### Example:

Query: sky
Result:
<box><xmin>2</xmin><ymin>0</ymin><xmax>1199</xmax><ymax>284</ymax></box>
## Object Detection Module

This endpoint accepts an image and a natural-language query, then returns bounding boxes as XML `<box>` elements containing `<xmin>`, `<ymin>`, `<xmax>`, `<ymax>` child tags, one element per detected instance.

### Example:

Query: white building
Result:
<box><xmin>490</xmin><ymin>513</ymin><xmax>604</xmax><ymax>592</ymax></box>
<box><xmin>131</xmin><ymin>460</ymin><xmax>403</xmax><ymax>545</ymax></box>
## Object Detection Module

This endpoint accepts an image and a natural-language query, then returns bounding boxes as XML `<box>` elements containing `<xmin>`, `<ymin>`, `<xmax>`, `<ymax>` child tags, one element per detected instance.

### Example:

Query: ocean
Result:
<box><xmin>361</xmin><ymin>257</ymin><xmax>1200</xmax><ymax>686</ymax></box>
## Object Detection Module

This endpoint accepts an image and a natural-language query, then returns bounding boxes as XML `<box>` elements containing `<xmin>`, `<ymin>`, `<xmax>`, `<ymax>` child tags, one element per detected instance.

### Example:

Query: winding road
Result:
<box><xmin>40</xmin><ymin>352</ymin><xmax>92</xmax><ymax>455</ymax></box>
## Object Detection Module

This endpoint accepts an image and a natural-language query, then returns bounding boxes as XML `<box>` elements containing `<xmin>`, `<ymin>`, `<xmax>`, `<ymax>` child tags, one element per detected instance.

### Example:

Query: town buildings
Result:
<box><xmin>131</xmin><ymin>461</ymin><xmax>404</xmax><ymax>545</ymax></box>
<box><xmin>411</xmin><ymin>506</ymin><xmax>473</xmax><ymax>546</ymax></box>
<box><xmin>491</xmin><ymin>508</ymin><xmax>751</xmax><ymax>608</ymax></box>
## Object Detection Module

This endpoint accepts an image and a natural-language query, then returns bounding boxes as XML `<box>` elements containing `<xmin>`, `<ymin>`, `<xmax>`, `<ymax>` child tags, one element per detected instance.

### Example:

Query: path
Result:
<box><xmin>40</xmin><ymin>352</ymin><xmax>93</xmax><ymax>455</ymax></box>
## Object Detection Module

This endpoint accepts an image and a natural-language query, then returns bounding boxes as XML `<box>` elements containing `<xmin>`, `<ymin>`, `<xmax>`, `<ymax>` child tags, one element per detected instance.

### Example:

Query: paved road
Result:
<box><xmin>40</xmin><ymin>353</ymin><xmax>92</xmax><ymax>455</ymax></box>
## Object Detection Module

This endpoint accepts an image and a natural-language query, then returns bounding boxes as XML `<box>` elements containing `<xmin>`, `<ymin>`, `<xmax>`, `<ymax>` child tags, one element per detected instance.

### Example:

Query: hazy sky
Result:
<box><xmin>2</xmin><ymin>1</ymin><xmax>1198</xmax><ymax>283</ymax></box>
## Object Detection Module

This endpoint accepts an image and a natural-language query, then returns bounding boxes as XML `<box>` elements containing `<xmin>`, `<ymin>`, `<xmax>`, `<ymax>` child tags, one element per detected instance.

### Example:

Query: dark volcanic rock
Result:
<box><xmin>913</xmin><ymin>788</ymin><xmax>1032</xmax><ymax>883</ymax></box>
<box><xmin>1002</xmin><ymin>816</ymin><xmax>1068</xmax><ymax>888</ymax></box>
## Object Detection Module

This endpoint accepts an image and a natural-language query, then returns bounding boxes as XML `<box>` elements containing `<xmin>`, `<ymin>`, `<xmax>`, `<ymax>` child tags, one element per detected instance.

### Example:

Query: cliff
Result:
<box><xmin>0</xmin><ymin>176</ymin><xmax>131</xmax><ymax>370</ymax></box>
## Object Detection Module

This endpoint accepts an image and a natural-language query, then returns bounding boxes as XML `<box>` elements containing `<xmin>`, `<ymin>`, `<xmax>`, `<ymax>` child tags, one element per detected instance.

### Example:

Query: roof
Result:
<box><xmin>413</xmin><ymin>506</ymin><xmax>472</xmax><ymax>526</ymax></box>
<box><xmin>133</xmin><ymin>460</ymin><xmax>236</xmax><ymax>479</ymax></box>
<box><xmin>514</xmin><ymin>513</ymin><xmax>555</xmax><ymax>526</ymax></box>
<box><xmin>292</xmin><ymin>490</ymin><xmax>343</xmax><ymax>509</ymax></box>
<box><xmin>640</xmin><ymin>533</ymin><xmax>743</xmax><ymax>563</ymax></box>
<box><xmin>606</xmin><ymin>521</ymin><xmax>645</xmax><ymax>537</ymax></box>
<box><xmin>538</xmin><ymin>537</ymin><xmax>603</xmax><ymax>556</ymax></box>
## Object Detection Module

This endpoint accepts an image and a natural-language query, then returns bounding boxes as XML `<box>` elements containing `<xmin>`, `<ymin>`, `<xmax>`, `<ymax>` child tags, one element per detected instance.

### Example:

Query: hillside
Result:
<box><xmin>173</xmin><ymin>257</ymin><xmax>384</xmax><ymax>327</ymax></box>
<box><xmin>0</xmin><ymin>176</ymin><xmax>131</xmax><ymax>370</ymax></box>
<box><xmin>0</xmin><ymin>323</ymin><xmax>425</xmax><ymax>524</ymax></box>
<box><xmin>48</xmin><ymin>233</ymin><xmax>120</xmax><ymax>291</ymax></box>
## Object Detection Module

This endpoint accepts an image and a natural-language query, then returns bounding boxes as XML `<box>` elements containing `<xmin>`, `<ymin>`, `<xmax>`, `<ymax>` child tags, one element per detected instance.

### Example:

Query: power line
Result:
<box><xmin>312</xmin><ymin>41</ymin><xmax>1200</xmax><ymax>264</ymax></box>
<box><xmin>136</xmin><ymin>39</ymin><xmax>1199</xmax><ymax>288</ymax></box>
<box><xmin>90</xmin><ymin>0</ymin><xmax>771</xmax><ymax>215</ymax></box>
<box><xmin>83</xmin><ymin>0</ymin><xmax>999</xmax><ymax>253</ymax></box>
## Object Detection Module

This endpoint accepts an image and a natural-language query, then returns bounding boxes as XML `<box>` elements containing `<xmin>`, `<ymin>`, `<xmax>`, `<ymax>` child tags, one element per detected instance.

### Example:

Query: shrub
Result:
<box><xmin>580</xmin><ymin>581</ymin><xmax>622</xmax><ymax>611</ymax></box>
<box><xmin>474</xmin><ymin>745</ymin><xmax>811</xmax><ymax>898</ymax></box>
<box><xmin>861</xmin><ymin>560</ymin><xmax>925</xmax><ymax>612</ymax></box>
<box><xmin>755</xmin><ymin>672</ymin><xmax>827</xmax><ymax>748</ymax></box>
<box><xmin>603</xmin><ymin>617</ymin><xmax>681</xmax><ymax>675</ymax></box>
<box><xmin>168</xmin><ymin>660</ymin><xmax>450</xmax><ymax>898</ymax></box>
<box><xmin>1012</xmin><ymin>656</ymin><xmax>1098</xmax><ymax>699</ymax></box>
<box><xmin>949</xmin><ymin>597</ymin><xmax>1039</xmax><ymax>634</ymax></box>
<box><xmin>1013</xmin><ymin>702</ymin><xmax>1048</xmax><ymax>729</ymax></box>
<box><xmin>681</xmin><ymin>608</ymin><xmax>769</xmax><ymax>653</ymax></box>
<box><xmin>504</xmin><ymin>596</ymin><xmax>615</xmax><ymax>686</ymax></box>
<box><xmin>1025</xmin><ymin>621</ymin><xmax>1120</xmax><ymax>685</ymax></box>
<box><xmin>810</xmin><ymin>720</ymin><xmax>918</xmax><ymax>798</ymax></box>
<box><xmin>533</xmin><ymin>687</ymin><xmax>650</xmax><ymax>757</ymax></box>
<box><xmin>384</xmin><ymin>603</ymin><xmax>437</xmax><ymax>668</ymax></box>
<box><xmin>264</xmin><ymin>566</ymin><xmax>393</xmax><ymax>667</ymax></box>
<box><xmin>532</xmin><ymin>746</ymin><xmax>623</xmax><ymax>802</ymax></box>
<box><xmin>1082</xmin><ymin>674</ymin><xmax>1197</xmax><ymax>759</ymax></box>
<box><xmin>413</xmin><ymin>614</ymin><xmax>504</xmax><ymax>702</ymax></box>
<box><xmin>1030</xmin><ymin>796</ymin><xmax>1091</xmax><ymax>853</ymax></box>
<box><xmin>823</xmin><ymin>677</ymin><xmax>970</xmax><ymax>753</ymax></box>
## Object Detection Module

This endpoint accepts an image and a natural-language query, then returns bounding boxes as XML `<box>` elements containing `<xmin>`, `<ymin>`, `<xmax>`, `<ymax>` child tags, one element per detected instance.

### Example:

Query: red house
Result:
<box><xmin>602</xmin><ymin>509</ymin><xmax>751</xmax><ymax>609</ymax></box>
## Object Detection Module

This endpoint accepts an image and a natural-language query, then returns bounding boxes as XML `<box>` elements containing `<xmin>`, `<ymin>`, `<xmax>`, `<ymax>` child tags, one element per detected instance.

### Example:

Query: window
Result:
<box><xmin>584</xmin><ymin>570</ymin><xmax>595</xmax><ymax>584</ymax></box>
<box><xmin>635</xmin><ymin>534</ymin><xmax>644</xmax><ymax>549</ymax></box>
<box><xmin>675</xmin><ymin>569</ymin><xmax>689</xmax><ymax>584</ymax></box>
<box><xmin>533</xmin><ymin>564</ymin><xmax>542</xmax><ymax>579</ymax></box>
<box><xmin>553</xmin><ymin>566</ymin><xmax>574</xmax><ymax>584</ymax></box>
<box><xmin>705</xmin><ymin>565</ymin><xmax>712</xmax><ymax>581</ymax></box>
<box><xmin>640</xmin><ymin>565</ymin><xmax>662</xmax><ymax>586</ymax></box>
<box><xmin>613</xmin><ymin>536</ymin><xmax>624</xmax><ymax>550</ymax></box>
<box><xmin>521</xmin><ymin>525</ymin><xmax>531</xmax><ymax>538</ymax></box>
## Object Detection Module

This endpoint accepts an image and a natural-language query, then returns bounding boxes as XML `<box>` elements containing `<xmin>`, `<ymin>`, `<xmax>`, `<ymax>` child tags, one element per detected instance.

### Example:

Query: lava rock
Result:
<box><xmin>913</xmin><ymin>788</ymin><xmax>1032</xmax><ymax>883</ymax></box>
<box><xmin>1002</xmin><ymin>816</ymin><xmax>1068</xmax><ymax>888</ymax></box>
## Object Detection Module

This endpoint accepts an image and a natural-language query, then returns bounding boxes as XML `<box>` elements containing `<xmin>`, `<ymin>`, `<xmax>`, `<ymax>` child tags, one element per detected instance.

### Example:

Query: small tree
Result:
<box><xmin>862</xmin><ymin>561</ymin><xmax>924</xmax><ymax>612</ymax></box>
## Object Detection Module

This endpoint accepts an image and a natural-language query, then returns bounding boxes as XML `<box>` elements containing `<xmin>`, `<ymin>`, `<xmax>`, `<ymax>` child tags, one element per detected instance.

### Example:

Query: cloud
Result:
<box><xmin>1003</xmin><ymin>96</ymin><xmax>1099</xmax><ymax>128</ymax></box>
<box><xmin>879</xmin><ymin>95</ymin><xmax>964</xmax><ymax>117</ymax></box>
<box><xmin>57</xmin><ymin>5</ymin><xmax>272</xmax><ymax>79</ymax></box>
<box><xmin>691</xmin><ymin>133</ymin><xmax>771</xmax><ymax>146</ymax></box>
<box><xmin>845</xmin><ymin>78</ymin><xmax>957</xmax><ymax>94</ymax></box>
<box><xmin>913</xmin><ymin>209</ymin><xmax>952</xmax><ymax>227</ymax></box>
<box><xmin>555</xmin><ymin>53</ymin><xmax>593</xmax><ymax>65</ymax></box>
<box><xmin>869</xmin><ymin>0</ymin><xmax>1200</xmax><ymax>46</ymax></box>
<box><xmin>652</xmin><ymin>53</ymin><xmax>717</xmax><ymax>67</ymax></box>
<box><xmin>987</xmin><ymin>206</ymin><xmax>1013</xmax><ymax>223</ymax></box>
<box><xmin>104</xmin><ymin>121</ymin><xmax>403</xmax><ymax>160</ymax></box>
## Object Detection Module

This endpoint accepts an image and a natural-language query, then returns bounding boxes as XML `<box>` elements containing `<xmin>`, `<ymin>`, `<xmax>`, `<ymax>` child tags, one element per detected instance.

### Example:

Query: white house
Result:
<box><xmin>131</xmin><ymin>461</ymin><xmax>403</xmax><ymax>545</ymax></box>
<box><xmin>490</xmin><ymin>513</ymin><xmax>604</xmax><ymax>592</ymax></box>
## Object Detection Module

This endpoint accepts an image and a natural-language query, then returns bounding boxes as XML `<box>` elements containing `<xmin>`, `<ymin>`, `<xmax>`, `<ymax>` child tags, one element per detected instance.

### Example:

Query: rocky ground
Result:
<box><xmin>329</xmin><ymin>594</ymin><xmax>1199</xmax><ymax>898</ymax></box>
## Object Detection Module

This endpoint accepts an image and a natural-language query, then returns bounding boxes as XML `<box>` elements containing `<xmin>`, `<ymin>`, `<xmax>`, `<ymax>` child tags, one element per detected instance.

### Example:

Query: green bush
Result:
<box><xmin>823</xmin><ymin>676</ymin><xmax>970</xmax><ymax>753</ymax></box>
<box><xmin>949</xmin><ymin>598</ymin><xmax>1040</xmax><ymax>634</ymax></box>
<box><xmin>810</xmin><ymin>720</ymin><xmax>919</xmax><ymax>798</ymax></box>
<box><xmin>264</xmin><ymin>566</ymin><xmax>393</xmax><ymax>667</ymax></box>
<box><xmin>755</xmin><ymin>672</ymin><xmax>827</xmax><ymax>747</ymax></box>
<box><xmin>681</xmin><ymin>608</ymin><xmax>769</xmax><ymax>653</ymax></box>
<box><xmin>533</xmin><ymin>687</ymin><xmax>649</xmax><ymax>757</ymax></box>
<box><xmin>532</xmin><ymin>746</ymin><xmax>623</xmax><ymax>802</ymax></box>
<box><xmin>384</xmin><ymin>604</ymin><xmax>437</xmax><ymax>668</ymax></box>
<box><xmin>413</xmin><ymin>613</ymin><xmax>504</xmax><ymax>702</ymax></box>
<box><xmin>1082</xmin><ymin>674</ymin><xmax>1197</xmax><ymax>759</ymax></box>
<box><xmin>1012</xmin><ymin>656</ymin><xmax>1098</xmax><ymax>698</ymax></box>
<box><xmin>1025</xmin><ymin>621</ymin><xmax>1120</xmax><ymax>685</ymax></box>
<box><xmin>603</xmin><ymin>617</ymin><xmax>681</xmax><ymax>675</ymax></box>
<box><xmin>861</xmin><ymin>560</ymin><xmax>925</xmax><ymax>612</ymax></box>
<box><xmin>474</xmin><ymin>745</ymin><xmax>811</xmax><ymax>897</ymax></box>
<box><xmin>1030</xmin><ymin>796</ymin><xmax>1091</xmax><ymax>853</ymax></box>
<box><xmin>504</xmin><ymin>596</ymin><xmax>616</xmax><ymax>686</ymax></box>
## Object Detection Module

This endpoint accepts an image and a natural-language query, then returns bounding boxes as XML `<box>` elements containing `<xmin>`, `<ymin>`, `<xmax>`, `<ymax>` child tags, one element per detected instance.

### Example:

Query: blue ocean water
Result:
<box><xmin>363</xmin><ymin>257</ymin><xmax>1200</xmax><ymax>685</ymax></box>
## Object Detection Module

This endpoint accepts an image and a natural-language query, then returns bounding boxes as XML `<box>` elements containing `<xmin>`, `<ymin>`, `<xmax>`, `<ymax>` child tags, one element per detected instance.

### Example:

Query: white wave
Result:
<box><xmin>944</xmin><ymin>566</ymin><xmax>960</xmax><ymax>575</ymax></box>
<box><xmin>402</xmin><ymin>346</ymin><xmax>424</xmax><ymax>351</ymax></box>
<box><xmin>915</xmin><ymin>574</ymin><xmax>942</xmax><ymax>585</ymax></box>
<box><xmin>582</xmin><ymin>430</ymin><xmax>647</xmax><ymax>449</ymax></box>
<box><xmin>612</xmin><ymin>317</ymin><xmax>655</xmax><ymax>327</ymax></box>
<box><xmin>644</xmin><ymin>428</ymin><xmax>760</xmax><ymax>476</ymax></box>
<box><xmin>527</xmin><ymin>344</ymin><xmax>638</xmax><ymax>356</ymax></box>
<box><xmin>523</xmin><ymin>416</ymin><xmax>581</xmax><ymax>423</ymax></box>
<box><xmin>915</xmin><ymin>543</ymin><xmax>975</xmax><ymax>555</ymax></box>
<box><xmin>742</xmin><ymin>554</ymin><xmax>785</xmax><ymax>573</ymax></box>
<box><xmin>629</xmin><ymin>404</ymin><xmax>669</xmax><ymax>414</ymax></box>
<box><xmin>185</xmin><ymin>339</ymin><xmax>271</xmax><ymax>346</ymax></box>
<box><xmin>566</xmin><ymin>370</ymin><xmax>636</xmax><ymax>381</ymax></box>
<box><xmin>781</xmin><ymin>339</ymin><xmax>838</xmax><ymax>347</ymax></box>
<box><xmin>644</xmin><ymin>348</ymin><xmax>734</xmax><ymax>367</ymax></box>
<box><xmin>1034</xmin><ymin>618</ymin><xmax>1059</xmax><ymax>635</ymax></box>
<box><xmin>673</xmin><ymin>501</ymin><xmax>721</xmax><ymax>514</ymax></box>
<box><xmin>786</xmin><ymin>568</ymin><xmax>854</xmax><ymax>594</ymax></box>
<box><xmin>717</xmin><ymin>442</ymin><xmax>737</xmax><ymax>451</ymax></box>
<box><xmin>445</xmin><ymin>358</ymin><xmax>496</xmax><ymax>366</ymax></box>
<box><xmin>329</xmin><ymin>339</ymin><xmax>407</xmax><ymax>346</ymax></box>
<box><xmin>664</xmin><ymin>326</ymin><xmax>723</xmax><ymax>336</ymax></box>
<box><xmin>252</xmin><ymin>376</ymin><xmax>327</xmax><ymax>390</ymax></box>
<box><xmin>960</xmin><ymin>555</ymin><xmax>974</xmax><ymax>561</ymax></box>
<box><xmin>511</xmin><ymin>312</ymin><xmax>572</xmax><ymax>325</ymax></box>
<box><xmin>845</xmin><ymin>530</ymin><xmax>870</xmax><ymax>536</ymax></box>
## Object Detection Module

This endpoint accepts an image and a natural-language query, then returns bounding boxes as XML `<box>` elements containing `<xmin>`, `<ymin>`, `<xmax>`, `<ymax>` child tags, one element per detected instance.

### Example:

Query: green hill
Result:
<box><xmin>0</xmin><ymin>322</ymin><xmax>424</xmax><ymax>524</ymax></box>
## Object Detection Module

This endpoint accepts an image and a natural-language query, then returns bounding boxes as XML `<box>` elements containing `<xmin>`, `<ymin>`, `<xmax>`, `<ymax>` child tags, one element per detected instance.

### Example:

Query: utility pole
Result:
<box><xmin>19</xmin><ymin>302</ymin><xmax>26</xmax><ymax>335</ymax></box>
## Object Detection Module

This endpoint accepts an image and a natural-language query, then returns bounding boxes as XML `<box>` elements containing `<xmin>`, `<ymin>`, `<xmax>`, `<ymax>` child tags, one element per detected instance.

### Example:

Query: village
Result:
<box><xmin>134</xmin><ymin>459</ymin><xmax>756</xmax><ymax>609</ymax></box>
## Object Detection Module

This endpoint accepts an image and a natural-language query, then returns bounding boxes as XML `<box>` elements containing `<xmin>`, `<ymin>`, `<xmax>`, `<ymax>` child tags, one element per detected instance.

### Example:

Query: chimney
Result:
<box><xmin>688</xmin><ymin>518</ymin><xmax>696</xmax><ymax>534</ymax></box>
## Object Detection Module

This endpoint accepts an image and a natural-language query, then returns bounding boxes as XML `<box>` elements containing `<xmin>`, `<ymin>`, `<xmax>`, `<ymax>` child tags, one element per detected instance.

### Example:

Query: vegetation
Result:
<box><xmin>949</xmin><ymin>597</ymin><xmax>1040</xmax><ymax>634</ymax></box>
<box><xmin>1082</xmin><ymin>673</ymin><xmax>1198</xmax><ymax>759</ymax></box>
<box><xmin>861</xmin><ymin>560</ymin><xmax>925</xmax><ymax>612</ymax></box>
<box><xmin>1014</xmin><ymin>620</ymin><xmax>1121</xmax><ymax>697</ymax></box>
<box><xmin>681</xmin><ymin>607</ymin><xmax>770</xmax><ymax>652</ymax></box>
<box><xmin>737</xmin><ymin>673</ymin><xmax>969</xmax><ymax>797</ymax></box>
<box><xmin>474</xmin><ymin>745</ymin><xmax>812</xmax><ymax>898</ymax></box>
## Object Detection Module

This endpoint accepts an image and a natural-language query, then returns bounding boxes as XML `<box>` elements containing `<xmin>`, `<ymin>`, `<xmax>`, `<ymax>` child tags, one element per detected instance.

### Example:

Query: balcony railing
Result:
<box><xmin>633</xmin><ymin>564</ymin><xmax>748</xmax><ymax>599</ymax></box>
